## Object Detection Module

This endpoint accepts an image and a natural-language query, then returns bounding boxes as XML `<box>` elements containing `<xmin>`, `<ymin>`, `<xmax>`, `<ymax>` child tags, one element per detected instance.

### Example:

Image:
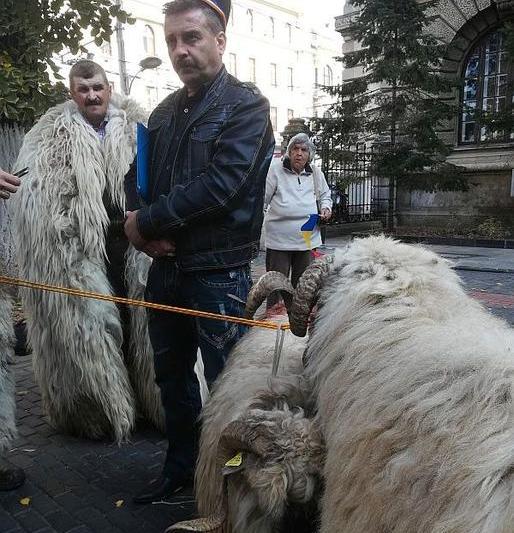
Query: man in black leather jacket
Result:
<box><xmin>125</xmin><ymin>0</ymin><xmax>274</xmax><ymax>504</ymax></box>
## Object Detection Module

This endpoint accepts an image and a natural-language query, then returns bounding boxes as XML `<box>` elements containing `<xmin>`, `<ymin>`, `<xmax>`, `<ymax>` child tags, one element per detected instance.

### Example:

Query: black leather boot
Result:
<box><xmin>133</xmin><ymin>475</ymin><xmax>193</xmax><ymax>504</ymax></box>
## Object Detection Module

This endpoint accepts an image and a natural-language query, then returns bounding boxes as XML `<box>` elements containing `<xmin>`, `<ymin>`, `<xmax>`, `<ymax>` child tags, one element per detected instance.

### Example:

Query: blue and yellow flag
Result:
<box><xmin>300</xmin><ymin>214</ymin><xmax>320</xmax><ymax>248</ymax></box>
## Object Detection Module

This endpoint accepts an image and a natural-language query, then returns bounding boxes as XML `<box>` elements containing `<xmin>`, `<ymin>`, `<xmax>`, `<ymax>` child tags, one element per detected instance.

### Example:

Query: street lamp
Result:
<box><xmin>128</xmin><ymin>56</ymin><xmax>162</xmax><ymax>94</ymax></box>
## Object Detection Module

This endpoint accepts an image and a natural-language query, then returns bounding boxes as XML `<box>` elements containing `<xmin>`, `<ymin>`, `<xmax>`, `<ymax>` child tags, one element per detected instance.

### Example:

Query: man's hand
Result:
<box><xmin>124</xmin><ymin>210</ymin><xmax>147</xmax><ymax>250</ymax></box>
<box><xmin>142</xmin><ymin>239</ymin><xmax>176</xmax><ymax>258</ymax></box>
<box><xmin>124</xmin><ymin>210</ymin><xmax>176</xmax><ymax>257</ymax></box>
<box><xmin>0</xmin><ymin>169</ymin><xmax>21</xmax><ymax>200</ymax></box>
<box><xmin>320</xmin><ymin>208</ymin><xmax>332</xmax><ymax>222</ymax></box>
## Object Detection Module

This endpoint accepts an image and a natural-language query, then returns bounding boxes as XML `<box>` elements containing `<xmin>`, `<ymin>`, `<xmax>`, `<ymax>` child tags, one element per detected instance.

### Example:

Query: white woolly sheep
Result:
<box><xmin>285</xmin><ymin>235</ymin><xmax>514</xmax><ymax>533</ymax></box>
<box><xmin>169</xmin><ymin>274</ymin><xmax>322</xmax><ymax>533</ymax></box>
<box><xmin>0</xmin><ymin>286</ymin><xmax>16</xmax><ymax>452</ymax></box>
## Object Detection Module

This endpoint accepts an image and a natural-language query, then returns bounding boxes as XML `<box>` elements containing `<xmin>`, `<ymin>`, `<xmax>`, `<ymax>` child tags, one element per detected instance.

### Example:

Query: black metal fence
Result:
<box><xmin>315</xmin><ymin>141</ymin><xmax>388</xmax><ymax>225</ymax></box>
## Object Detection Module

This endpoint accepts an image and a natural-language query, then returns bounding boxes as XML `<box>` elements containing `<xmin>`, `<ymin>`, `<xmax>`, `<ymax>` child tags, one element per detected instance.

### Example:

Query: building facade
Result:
<box><xmin>336</xmin><ymin>0</ymin><xmax>514</xmax><ymax>230</ymax></box>
<box><xmin>59</xmin><ymin>0</ymin><xmax>341</xmax><ymax>148</ymax></box>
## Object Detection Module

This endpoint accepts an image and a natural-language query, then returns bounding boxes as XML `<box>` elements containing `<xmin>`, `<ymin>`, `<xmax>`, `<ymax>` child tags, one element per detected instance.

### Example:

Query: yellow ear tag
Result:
<box><xmin>225</xmin><ymin>452</ymin><xmax>243</xmax><ymax>467</ymax></box>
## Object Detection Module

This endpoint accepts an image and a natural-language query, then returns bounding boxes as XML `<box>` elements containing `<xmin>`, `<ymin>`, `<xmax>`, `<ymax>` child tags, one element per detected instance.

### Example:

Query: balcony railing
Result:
<box><xmin>335</xmin><ymin>11</ymin><xmax>360</xmax><ymax>34</ymax></box>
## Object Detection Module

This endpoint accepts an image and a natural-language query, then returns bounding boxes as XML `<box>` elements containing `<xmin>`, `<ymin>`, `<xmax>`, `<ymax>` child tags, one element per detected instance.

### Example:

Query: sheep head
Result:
<box><xmin>169</xmin><ymin>391</ymin><xmax>323</xmax><ymax>533</ymax></box>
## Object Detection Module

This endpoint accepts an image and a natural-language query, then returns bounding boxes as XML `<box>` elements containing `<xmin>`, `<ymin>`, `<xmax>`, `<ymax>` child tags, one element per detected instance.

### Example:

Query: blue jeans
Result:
<box><xmin>145</xmin><ymin>258</ymin><xmax>251</xmax><ymax>479</ymax></box>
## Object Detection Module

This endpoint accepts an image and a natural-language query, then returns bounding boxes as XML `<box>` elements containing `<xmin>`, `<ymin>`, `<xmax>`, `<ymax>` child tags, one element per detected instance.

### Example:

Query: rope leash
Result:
<box><xmin>0</xmin><ymin>275</ymin><xmax>290</xmax><ymax>332</ymax></box>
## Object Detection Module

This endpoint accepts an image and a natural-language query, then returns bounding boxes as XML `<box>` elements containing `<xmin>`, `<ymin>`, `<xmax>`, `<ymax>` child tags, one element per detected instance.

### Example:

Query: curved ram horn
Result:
<box><xmin>288</xmin><ymin>257</ymin><xmax>332</xmax><ymax>337</ymax></box>
<box><xmin>219</xmin><ymin>420</ymin><xmax>274</xmax><ymax>458</ymax></box>
<box><xmin>166</xmin><ymin>486</ymin><xmax>228</xmax><ymax>533</ymax></box>
<box><xmin>244</xmin><ymin>271</ymin><xmax>294</xmax><ymax>319</ymax></box>
<box><xmin>167</xmin><ymin>420</ymin><xmax>276</xmax><ymax>532</ymax></box>
<box><xmin>165</xmin><ymin>507</ymin><xmax>227</xmax><ymax>533</ymax></box>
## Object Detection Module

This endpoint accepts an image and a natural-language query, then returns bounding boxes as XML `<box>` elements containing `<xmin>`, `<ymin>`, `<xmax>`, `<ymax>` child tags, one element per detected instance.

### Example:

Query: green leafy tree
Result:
<box><xmin>313</xmin><ymin>0</ymin><xmax>467</xmax><ymax>229</ymax></box>
<box><xmin>0</xmin><ymin>0</ymin><xmax>134</xmax><ymax>128</ymax></box>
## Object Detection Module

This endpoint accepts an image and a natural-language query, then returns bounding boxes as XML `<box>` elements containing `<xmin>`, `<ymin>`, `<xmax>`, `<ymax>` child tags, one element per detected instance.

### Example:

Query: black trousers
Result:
<box><xmin>265</xmin><ymin>248</ymin><xmax>312</xmax><ymax>307</ymax></box>
<box><xmin>144</xmin><ymin>259</ymin><xmax>251</xmax><ymax>479</ymax></box>
<box><xmin>105</xmin><ymin>222</ymin><xmax>130</xmax><ymax>360</ymax></box>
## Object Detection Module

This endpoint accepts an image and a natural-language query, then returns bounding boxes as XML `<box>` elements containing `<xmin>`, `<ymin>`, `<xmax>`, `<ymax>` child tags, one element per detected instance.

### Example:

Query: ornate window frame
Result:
<box><xmin>459</xmin><ymin>28</ymin><xmax>512</xmax><ymax>146</ymax></box>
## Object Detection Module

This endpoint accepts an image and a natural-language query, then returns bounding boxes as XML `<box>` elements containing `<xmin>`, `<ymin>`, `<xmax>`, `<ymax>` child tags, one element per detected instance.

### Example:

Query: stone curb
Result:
<box><xmin>353</xmin><ymin>233</ymin><xmax>514</xmax><ymax>249</ymax></box>
<box><xmin>452</xmin><ymin>265</ymin><xmax>514</xmax><ymax>274</ymax></box>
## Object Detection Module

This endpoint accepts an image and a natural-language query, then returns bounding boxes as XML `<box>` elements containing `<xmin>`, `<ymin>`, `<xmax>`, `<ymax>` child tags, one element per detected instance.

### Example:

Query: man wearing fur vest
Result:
<box><xmin>11</xmin><ymin>60</ymin><xmax>163</xmax><ymax>442</ymax></box>
<box><xmin>0</xmin><ymin>168</ymin><xmax>25</xmax><ymax>491</ymax></box>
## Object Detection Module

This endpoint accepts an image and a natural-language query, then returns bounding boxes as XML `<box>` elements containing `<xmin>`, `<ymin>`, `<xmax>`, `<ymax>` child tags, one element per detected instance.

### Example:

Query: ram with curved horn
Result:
<box><xmin>299</xmin><ymin>236</ymin><xmax>514</xmax><ymax>533</ymax></box>
<box><xmin>169</xmin><ymin>386</ymin><xmax>323</xmax><ymax>533</ymax></box>
<box><xmin>168</xmin><ymin>275</ymin><xmax>322</xmax><ymax>533</ymax></box>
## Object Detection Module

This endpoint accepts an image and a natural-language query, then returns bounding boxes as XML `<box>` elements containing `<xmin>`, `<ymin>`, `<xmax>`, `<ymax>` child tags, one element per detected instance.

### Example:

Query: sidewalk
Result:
<box><xmin>1</xmin><ymin>236</ymin><xmax>514</xmax><ymax>532</ymax></box>
<box><xmin>322</xmin><ymin>235</ymin><xmax>514</xmax><ymax>271</ymax></box>
<box><xmin>1</xmin><ymin>355</ymin><xmax>186</xmax><ymax>533</ymax></box>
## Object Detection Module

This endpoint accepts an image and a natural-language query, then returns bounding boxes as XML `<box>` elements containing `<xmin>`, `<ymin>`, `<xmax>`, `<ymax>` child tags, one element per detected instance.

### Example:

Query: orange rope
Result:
<box><xmin>0</xmin><ymin>275</ymin><xmax>290</xmax><ymax>331</ymax></box>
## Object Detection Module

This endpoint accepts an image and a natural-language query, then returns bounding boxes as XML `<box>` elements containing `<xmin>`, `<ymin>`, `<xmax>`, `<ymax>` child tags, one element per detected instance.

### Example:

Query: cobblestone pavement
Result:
<box><xmin>1</xmin><ymin>240</ymin><xmax>514</xmax><ymax>532</ymax></box>
<box><xmin>0</xmin><ymin>355</ymin><xmax>191</xmax><ymax>533</ymax></box>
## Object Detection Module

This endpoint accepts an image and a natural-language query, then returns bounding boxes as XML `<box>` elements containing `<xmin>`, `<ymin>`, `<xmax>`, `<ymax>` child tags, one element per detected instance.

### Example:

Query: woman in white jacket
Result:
<box><xmin>263</xmin><ymin>133</ymin><xmax>332</xmax><ymax>309</ymax></box>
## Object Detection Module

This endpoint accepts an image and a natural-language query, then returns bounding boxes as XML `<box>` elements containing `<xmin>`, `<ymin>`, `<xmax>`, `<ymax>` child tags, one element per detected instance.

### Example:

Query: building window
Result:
<box><xmin>145</xmin><ymin>86</ymin><xmax>158</xmax><ymax>110</ymax></box>
<box><xmin>288</xmin><ymin>108</ymin><xmax>294</xmax><ymax>120</ymax></box>
<box><xmin>460</xmin><ymin>29</ymin><xmax>512</xmax><ymax>145</ymax></box>
<box><xmin>270</xmin><ymin>106</ymin><xmax>278</xmax><ymax>131</ymax></box>
<box><xmin>101</xmin><ymin>40</ymin><xmax>112</xmax><ymax>57</ymax></box>
<box><xmin>270</xmin><ymin>63</ymin><xmax>277</xmax><ymax>87</ymax></box>
<box><xmin>228</xmin><ymin>53</ymin><xmax>237</xmax><ymax>77</ymax></box>
<box><xmin>269</xmin><ymin>17</ymin><xmax>275</xmax><ymax>39</ymax></box>
<box><xmin>247</xmin><ymin>9</ymin><xmax>254</xmax><ymax>32</ymax></box>
<box><xmin>143</xmin><ymin>25</ymin><xmax>155</xmax><ymax>56</ymax></box>
<box><xmin>314</xmin><ymin>67</ymin><xmax>319</xmax><ymax>87</ymax></box>
<box><xmin>286</xmin><ymin>23</ymin><xmax>292</xmax><ymax>44</ymax></box>
<box><xmin>323</xmin><ymin>65</ymin><xmax>333</xmax><ymax>86</ymax></box>
<box><xmin>249</xmin><ymin>57</ymin><xmax>256</xmax><ymax>83</ymax></box>
<box><xmin>288</xmin><ymin>67</ymin><xmax>294</xmax><ymax>91</ymax></box>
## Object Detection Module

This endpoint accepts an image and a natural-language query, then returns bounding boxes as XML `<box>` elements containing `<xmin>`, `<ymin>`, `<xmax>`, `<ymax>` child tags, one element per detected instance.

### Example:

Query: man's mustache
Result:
<box><xmin>86</xmin><ymin>100</ymin><xmax>102</xmax><ymax>106</ymax></box>
<box><xmin>176</xmin><ymin>60</ymin><xmax>196</xmax><ymax>70</ymax></box>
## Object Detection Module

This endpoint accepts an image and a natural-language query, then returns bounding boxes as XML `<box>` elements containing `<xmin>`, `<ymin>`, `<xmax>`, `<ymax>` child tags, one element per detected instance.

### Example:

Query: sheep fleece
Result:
<box><xmin>306</xmin><ymin>236</ymin><xmax>514</xmax><ymax>533</ymax></box>
<box><xmin>12</xmin><ymin>95</ymin><xmax>163</xmax><ymax>441</ymax></box>
<box><xmin>0</xmin><ymin>265</ymin><xmax>15</xmax><ymax>452</ymax></box>
<box><xmin>195</xmin><ymin>322</ymin><xmax>309</xmax><ymax>532</ymax></box>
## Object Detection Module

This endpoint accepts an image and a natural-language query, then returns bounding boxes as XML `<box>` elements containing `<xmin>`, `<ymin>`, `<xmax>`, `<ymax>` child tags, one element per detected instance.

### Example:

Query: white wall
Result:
<box><xmin>57</xmin><ymin>0</ymin><xmax>342</xmax><ymax>145</ymax></box>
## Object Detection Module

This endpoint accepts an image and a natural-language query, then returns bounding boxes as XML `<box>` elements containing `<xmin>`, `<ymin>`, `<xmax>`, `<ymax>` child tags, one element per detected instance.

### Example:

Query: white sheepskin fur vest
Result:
<box><xmin>0</xmin><ymin>234</ymin><xmax>16</xmax><ymax>452</ymax></box>
<box><xmin>12</xmin><ymin>94</ymin><xmax>164</xmax><ymax>441</ymax></box>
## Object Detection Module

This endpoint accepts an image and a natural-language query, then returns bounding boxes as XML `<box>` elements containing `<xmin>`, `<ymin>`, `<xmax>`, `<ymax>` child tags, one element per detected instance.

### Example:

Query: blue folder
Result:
<box><xmin>136</xmin><ymin>123</ymin><xmax>150</xmax><ymax>203</ymax></box>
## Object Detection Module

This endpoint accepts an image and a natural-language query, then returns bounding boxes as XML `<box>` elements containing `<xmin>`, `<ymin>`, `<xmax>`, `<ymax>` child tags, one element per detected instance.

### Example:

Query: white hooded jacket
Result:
<box><xmin>264</xmin><ymin>156</ymin><xmax>332</xmax><ymax>250</ymax></box>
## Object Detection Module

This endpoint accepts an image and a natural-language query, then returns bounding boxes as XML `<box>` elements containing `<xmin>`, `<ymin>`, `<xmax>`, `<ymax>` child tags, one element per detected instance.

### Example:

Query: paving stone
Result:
<box><xmin>13</xmin><ymin>509</ymin><xmax>51</xmax><ymax>531</ymax></box>
<box><xmin>72</xmin><ymin>507</ymin><xmax>114</xmax><ymax>531</ymax></box>
<box><xmin>0</xmin><ymin>508</ymin><xmax>22</xmax><ymax>531</ymax></box>
<box><xmin>53</xmin><ymin>493</ymin><xmax>89</xmax><ymax>514</ymax></box>
<box><xmin>43</xmin><ymin>510</ymin><xmax>80</xmax><ymax>533</ymax></box>
<box><xmin>64</xmin><ymin>526</ymin><xmax>95</xmax><ymax>533</ymax></box>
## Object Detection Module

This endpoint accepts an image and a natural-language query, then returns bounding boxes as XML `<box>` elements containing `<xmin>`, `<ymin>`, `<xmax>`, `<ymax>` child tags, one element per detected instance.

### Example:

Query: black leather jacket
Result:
<box><xmin>128</xmin><ymin>66</ymin><xmax>275</xmax><ymax>271</ymax></box>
